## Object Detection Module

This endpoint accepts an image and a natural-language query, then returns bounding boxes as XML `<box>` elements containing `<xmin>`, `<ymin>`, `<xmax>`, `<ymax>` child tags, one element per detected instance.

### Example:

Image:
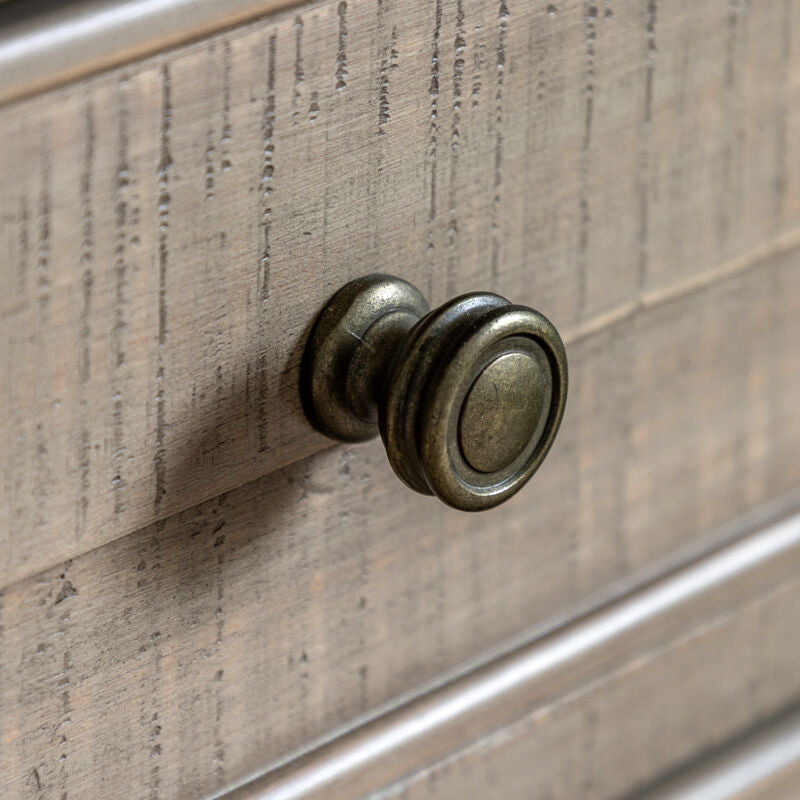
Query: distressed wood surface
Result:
<box><xmin>2</xmin><ymin>243</ymin><xmax>800</xmax><ymax>800</ymax></box>
<box><xmin>0</xmin><ymin>0</ymin><xmax>302</xmax><ymax>107</ymax></box>
<box><xmin>3</xmin><ymin>0</ymin><xmax>800</xmax><ymax>586</ymax></box>
<box><xmin>2</xmin><ymin>489</ymin><xmax>800</xmax><ymax>800</ymax></box>
<box><xmin>368</xmin><ymin>559</ymin><xmax>800</xmax><ymax>800</ymax></box>
<box><xmin>224</xmin><ymin>510</ymin><xmax>800</xmax><ymax>800</ymax></box>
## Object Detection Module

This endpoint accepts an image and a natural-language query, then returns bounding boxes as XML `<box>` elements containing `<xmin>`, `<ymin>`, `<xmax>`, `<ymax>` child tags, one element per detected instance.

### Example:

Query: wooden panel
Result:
<box><xmin>3</xmin><ymin>0</ymin><xmax>800</xmax><ymax>586</ymax></box>
<box><xmin>215</xmin><ymin>511</ymin><xmax>800</xmax><ymax>800</ymax></box>
<box><xmin>1</xmin><ymin>242</ymin><xmax>800</xmax><ymax>798</ymax></box>
<box><xmin>239</xmin><ymin>513</ymin><xmax>800</xmax><ymax>800</ymax></box>
<box><xmin>5</xmin><ymin>498</ymin><xmax>798</xmax><ymax>800</ymax></box>
<box><xmin>362</xmin><ymin>546</ymin><xmax>800</xmax><ymax>800</ymax></box>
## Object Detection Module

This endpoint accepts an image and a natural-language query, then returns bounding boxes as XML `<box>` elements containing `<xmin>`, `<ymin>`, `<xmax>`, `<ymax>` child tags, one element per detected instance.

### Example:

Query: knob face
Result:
<box><xmin>459</xmin><ymin>348</ymin><xmax>552</xmax><ymax>474</ymax></box>
<box><xmin>301</xmin><ymin>275</ymin><xmax>568</xmax><ymax>512</ymax></box>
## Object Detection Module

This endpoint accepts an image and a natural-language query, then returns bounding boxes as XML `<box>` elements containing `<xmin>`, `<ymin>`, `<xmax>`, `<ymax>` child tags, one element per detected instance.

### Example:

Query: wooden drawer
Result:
<box><xmin>1</xmin><ymin>1</ymin><xmax>800</xmax><ymax>798</ymax></box>
<box><xmin>3</xmin><ymin>0</ymin><xmax>800</xmax><ymax>586</ymax></box>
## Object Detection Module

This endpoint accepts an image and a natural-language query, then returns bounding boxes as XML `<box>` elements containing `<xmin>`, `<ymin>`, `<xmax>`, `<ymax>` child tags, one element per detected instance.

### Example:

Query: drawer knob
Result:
<box><xmin>301</xmin><ymin>275</ymin><xmax>568</xmax><ymax>511</ymax></box>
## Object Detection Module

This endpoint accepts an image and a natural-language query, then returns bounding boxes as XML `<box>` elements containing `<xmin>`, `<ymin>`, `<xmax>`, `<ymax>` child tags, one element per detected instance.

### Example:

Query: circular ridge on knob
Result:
<box><xmin>379</xmin><ymin>293</ymin><xmax>509</xmax><ymax>496</ymax></box>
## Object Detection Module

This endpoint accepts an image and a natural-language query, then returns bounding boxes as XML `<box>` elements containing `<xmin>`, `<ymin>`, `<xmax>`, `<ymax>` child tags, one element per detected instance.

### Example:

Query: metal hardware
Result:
<box><xmin>300</xmin><ymin>275</ymin><xmax>568</xmax><ymax>511</ymax></box>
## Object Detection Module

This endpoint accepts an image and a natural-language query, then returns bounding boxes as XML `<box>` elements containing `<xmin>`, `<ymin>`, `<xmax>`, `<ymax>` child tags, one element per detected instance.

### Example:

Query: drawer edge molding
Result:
<box><xmin>214</xmin><ymin>506</ymin><xmax>800</xmax><ymax>800</ymax></box>
<box><xmin>0</xmin><ymin>0</ymin><xmax>301</xmax><ymax>107</ymax></box>
<box><xmin>636</xmin><ymin>705</ymin><xmax>800</xmax><ymax>800</ymax></box>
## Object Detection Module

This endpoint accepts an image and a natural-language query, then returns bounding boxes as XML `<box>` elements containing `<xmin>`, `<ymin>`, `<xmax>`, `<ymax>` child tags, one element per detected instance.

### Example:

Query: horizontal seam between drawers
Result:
<box><xmin>207</xmin><ymin>503</ymin><xmax>800</xmax><ymax>800</ymax></box>
<box><xmin>561</xmin><ymin>225</ymin><xmax>800</xmax><ymax>346</ymax></box>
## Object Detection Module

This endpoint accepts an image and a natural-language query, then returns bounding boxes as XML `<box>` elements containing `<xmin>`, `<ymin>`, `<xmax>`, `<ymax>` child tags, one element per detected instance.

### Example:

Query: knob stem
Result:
<box><xmin>300</xmin><ymin>275</ymin><xmax>429</xmax><ymax>442</ymax></box>
<box><xmin>344</xmin><ymin>304</ymin><xmax>424</xmax><ymax>427</ymax></box>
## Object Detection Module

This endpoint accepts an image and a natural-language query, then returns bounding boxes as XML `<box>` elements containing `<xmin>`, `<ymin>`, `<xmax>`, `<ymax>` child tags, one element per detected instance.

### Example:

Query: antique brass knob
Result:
<box><xmin>300</xmin><ymin>275</ymin><xmax>568</xmax><ymax>511</ymax></box>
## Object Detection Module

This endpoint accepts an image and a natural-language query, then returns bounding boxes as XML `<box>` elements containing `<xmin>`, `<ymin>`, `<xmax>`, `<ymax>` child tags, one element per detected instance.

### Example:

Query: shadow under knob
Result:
<box><xmin>300</xmin><ymin>275</ymin><xmax>568</xmax><ymax>511</ymax></box>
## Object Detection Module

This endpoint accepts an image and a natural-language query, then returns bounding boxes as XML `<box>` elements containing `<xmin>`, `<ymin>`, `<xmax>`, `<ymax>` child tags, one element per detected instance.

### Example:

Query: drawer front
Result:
<box><xmin>2</xmin><ymin>0</ymin><xmax>800</xmax><ymax>585</ymax></box>
<box><xmin>2</xmin><ymin>1</ymin><xmax>800</xmax><ymax>799</ymax></box>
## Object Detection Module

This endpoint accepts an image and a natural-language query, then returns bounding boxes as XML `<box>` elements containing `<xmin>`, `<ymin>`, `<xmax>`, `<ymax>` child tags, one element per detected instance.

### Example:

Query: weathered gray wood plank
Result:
<box><xmin>2</xmin><ymin>0</ymin><xmax>800</xmax><ymax>586</ymax></box>
<box><xmin>369</xmin><ymin>562</ymin><xmax>800</xmax><ymax>800</ymax></box>
<box><xmin>219</xmin><ymin>509</ymin><xmax>800</xmax><ymax>800</ymax></box>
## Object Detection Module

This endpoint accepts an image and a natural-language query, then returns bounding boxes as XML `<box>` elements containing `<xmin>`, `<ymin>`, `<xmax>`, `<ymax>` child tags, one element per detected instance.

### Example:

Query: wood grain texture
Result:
<box><xmin>367</xmin><ymin>564</ymin><xmax>800</xmax><ymax>800</ymax></box>
<box><xmin>1</xmin><ymin>492</ymin><xmax>799</xmax><ymax>800</ymax></box>
<box><xmin>3</xmin><ymin>0</ymin><xmax>800</xmax><ymax>586</ymax></box>
<box><xmin>224</xmin><ymin>510</ymin><xmax>800</xmax><ymax>800</ymax></box>
<box><xmin>1</xmin><ymin>243</ymin><xmax>800</xmax><ymax>800</ymax></box>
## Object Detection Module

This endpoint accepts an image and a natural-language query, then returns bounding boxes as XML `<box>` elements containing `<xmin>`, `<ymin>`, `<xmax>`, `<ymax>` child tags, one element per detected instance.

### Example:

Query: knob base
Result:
<box><xmin>300</xmin><ymin>275</ymin><xmax>429</xmax><ymax>443</ymax></box>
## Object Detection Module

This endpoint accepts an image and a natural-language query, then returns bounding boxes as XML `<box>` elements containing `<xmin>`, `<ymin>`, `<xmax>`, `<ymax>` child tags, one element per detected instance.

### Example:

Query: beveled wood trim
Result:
<box><xmin>639</xmin><ymin>707</ymin><xmax>800</xmax><ymax>800</ymax></box>
<box><xmin>213</xmin><ymin>508</ymin><xmax>800</xmax><ymax>800</ymax></box>
<box><xmin>0</xmin><ymin>0</ymin><xmax>301</xmax><ymax>107</ymax></box>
